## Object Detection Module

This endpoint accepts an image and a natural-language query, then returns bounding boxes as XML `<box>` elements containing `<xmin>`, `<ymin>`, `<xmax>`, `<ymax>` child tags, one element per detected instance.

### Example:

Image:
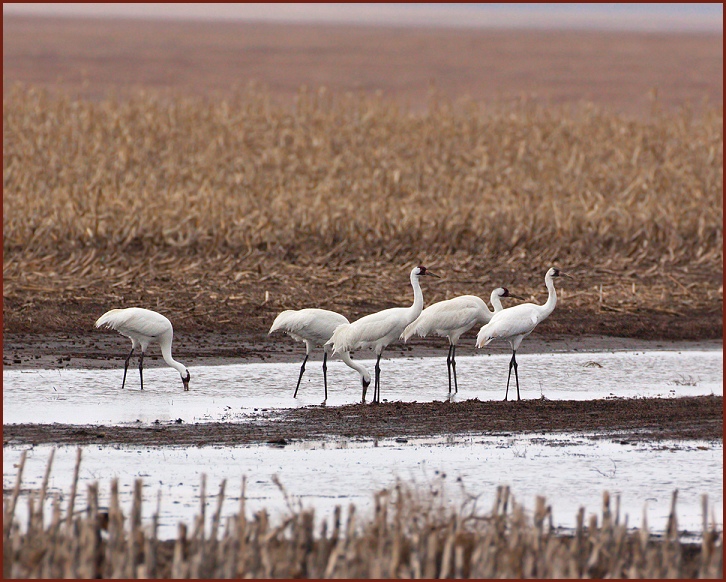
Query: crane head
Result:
<box><xmin>182</xmin><ymin>369</ymin><xmax>191</xmax><ymax>391</ymax></box>
<box><xmin>361</xmin><ymin>376</ymin><xmax>370</xmax><ymax>401</ymax></box>
<box><xmin>415</xmin><ymin>265</ymin><xmax>440</xmax><ymax>278</ymax></box>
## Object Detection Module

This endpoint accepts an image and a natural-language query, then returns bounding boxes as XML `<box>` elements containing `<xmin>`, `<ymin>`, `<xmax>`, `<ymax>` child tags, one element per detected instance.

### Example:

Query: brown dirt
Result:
<box><xmin>3</xmin><ymin>396</ymin><xmax>722</xmax><ymax>447</ymax></box>
<box><xmin>2</xmin><ymin>255</ymin><xmax>723</xmax><ymax>344</ymax></box>
<box><xmin>3</xmin><ymin>16</ymin><xmax>723</xmax><ymax>116</ymax></box>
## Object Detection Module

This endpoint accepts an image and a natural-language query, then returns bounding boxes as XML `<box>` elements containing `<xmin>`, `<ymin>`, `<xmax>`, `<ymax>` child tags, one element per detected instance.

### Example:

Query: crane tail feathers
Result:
<box><xmin>475</xmin><ymin>326</ymin><xmax>495</xmax><ymax>348</ymax></box>
<box><xmin>268</xmin><ymin>310</ymin><xmax>296</xmax><ymax>335</ymax></box>
<box><xmin>94</xmin><ymin>309</ymin><xmax>126</xmax><ymax>331</ymax></box>
<box><xmin>401</xmin><ymin>319</ymin><xmax>426</xmax><ymax>342</ymax></box>
<box><xmin>327</xmin><ymin>322</ymin><xmax>352</xmax><ymax>354</ymax></box>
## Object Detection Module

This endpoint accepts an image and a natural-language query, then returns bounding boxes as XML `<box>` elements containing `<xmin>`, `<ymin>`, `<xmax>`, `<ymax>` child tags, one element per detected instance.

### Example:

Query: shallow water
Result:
<box><xmin>3</xmin><ymin>435</ymin><xmax>722</xmax><ymax>540</ymax></box>
<box><xmin>3</xmin><ymin>349</ymin><xmax>722</xmax><ymax>540</ymax></box>
<box><xmin>2</xmin><ymin>350</ymin><xmax>722</xmax><ymax>425</ymax></box>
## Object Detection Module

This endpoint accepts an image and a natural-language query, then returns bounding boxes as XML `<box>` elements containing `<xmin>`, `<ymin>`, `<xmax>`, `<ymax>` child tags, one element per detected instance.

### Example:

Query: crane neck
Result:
<box><xmin>339</xmin><ymin>351</ymin><xmax>371</xmax><ymax>383</ymax></box>
<box><xmin>540</xmin><ymin>273</ymin><xmax>558</xmax><ymax>317</ymax></box>
<box><xmin>489</xmin><ymin>292</ymin><xmax>503</xmax><ymax>313</ymax></box>
<box><xmin>160</xmin><ymin>333</ymin><xmax>188</xmax><ymax>377</ymax></box>
<box><xmin>409</xmin><ymin>271</ymin><xmax>424</xmax><ymax>320</ymax></box>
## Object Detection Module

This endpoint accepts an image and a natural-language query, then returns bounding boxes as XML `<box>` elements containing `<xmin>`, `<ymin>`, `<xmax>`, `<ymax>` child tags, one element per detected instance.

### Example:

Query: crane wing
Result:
<box><xmin>476</xmin><ymin>304</ymin><xmax>540</xmax><ymax>346</ymax></box>
<box><xmin>330</xmin><ymin>307</ymin><xmax>410</xmax><ymax>353</ymax></box>
<box><xmin>270</xmin><ymin>308</ymin><xmax>349</xmax><ymax>343</ymax></box>
<box><xmin>403</xmin><ymin>296</ymin><xmax>487</xmax><ymax>341</ymax></box>
<box><xmin>95</xmin><ymin>308</ymin><xmax>171</xmax><ymax>338</ymax></box>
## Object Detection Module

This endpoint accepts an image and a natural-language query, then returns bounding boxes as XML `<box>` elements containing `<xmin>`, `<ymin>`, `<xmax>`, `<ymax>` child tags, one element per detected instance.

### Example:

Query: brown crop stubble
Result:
<box><xmin>2</xmin><ymin>84</ymin><xmax>722</xmax><ymax>335</ymax></box>
<box><xmin>3</xmin><ymin>449</ymin><xmax>723</xmax><ymax>578</ymax></box>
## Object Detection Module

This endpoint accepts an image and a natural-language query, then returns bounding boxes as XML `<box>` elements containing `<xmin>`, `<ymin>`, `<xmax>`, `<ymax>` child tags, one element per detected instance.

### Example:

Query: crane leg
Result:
<box><xmin>505</xmin><ymin>351</ymin><xmax>516</xmax><ymax>401</ymax></box>
<box><xmin>293</xmin><ymin>354</ymin><xmax>309</xmax><ymax>398</ymax></box>
<box><xmin>322</xmin><ymin>351</ymin><xmax>328</xmax><ymax>401</ymax></box>
<box><xmin>361</xmin><ymin>358</ymin><xmax>369</xmax><ymax>403</ymax></box>
<box><xmin>373</xmin><ymin>353</ymin><xmax>382</xmax><ymax>404</ymax></box>
<box><xmin>513</xmin><ymin>352</ymin><xmax>521</xmax><ymax>401</ymax></box>
<box><xmin>122</xmin><ymin>347</ymin><xmax>134</xmax><ymax>389</ymax></box>
<box><xmin>138</xmin><ymin>351</ymin><xmax>145</xmax><ymax>391</ymax></box>
<box><xmin>451</xmin><ymin>344</ymin><xmax>458</xmax><ymax>394</ymax></box>
<box><xmin>446</xmin><ymin>344</ymin><xmax>453</xmax><ymax>394</ymax></box>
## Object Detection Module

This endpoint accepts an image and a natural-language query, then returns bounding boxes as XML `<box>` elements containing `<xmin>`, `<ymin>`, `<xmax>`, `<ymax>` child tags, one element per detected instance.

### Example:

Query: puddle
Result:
<box><xmin>3</xmin><ymin>350</ymin><xmax>722</xmax><ymax>425</ymax></box>
<box><xmin>3</xmin><ymin>435</ymin><xmax>722</xmax><ymax>540</ymax></box>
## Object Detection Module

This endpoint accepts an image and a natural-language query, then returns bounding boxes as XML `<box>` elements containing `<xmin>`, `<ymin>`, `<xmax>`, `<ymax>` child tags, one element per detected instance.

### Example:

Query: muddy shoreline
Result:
<box><xmin>3</xmin><ymin>396</ymin><xmax>722</xmax><ymax>447</ymax></box>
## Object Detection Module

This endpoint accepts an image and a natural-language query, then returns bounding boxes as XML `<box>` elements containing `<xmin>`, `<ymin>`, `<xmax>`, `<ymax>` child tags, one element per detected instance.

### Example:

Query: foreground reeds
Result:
<box><xmin>2</xmin><ymin>84</ymin><xmax>722</xmax><ymax>335</ymax></box>
<box><xmin>3</xmin><ymin>449</ymin><xmax>722</xmax><ymax>578</ymax></box>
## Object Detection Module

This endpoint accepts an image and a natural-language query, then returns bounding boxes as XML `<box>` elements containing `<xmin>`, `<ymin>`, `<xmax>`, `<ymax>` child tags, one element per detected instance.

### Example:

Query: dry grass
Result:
<box><xmin>3</xmin><ymin>449</ymin><xmax>723</xmax><ymax>578</ymax></box>
<box><xmin>2</xmin><ymin>84</ymin><xmax>723</xmax><ymax>334</ymax></box>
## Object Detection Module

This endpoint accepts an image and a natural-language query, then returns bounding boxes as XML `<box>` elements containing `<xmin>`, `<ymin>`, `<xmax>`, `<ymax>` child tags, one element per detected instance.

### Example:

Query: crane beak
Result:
<box><xmin>182</xmin><ymin>371</ymin><xmax>191</xmax><ymax>391</ymax></box>
<box><xmin>560</xmin><ymin>271</ymin><xmax>574</xmax><ymax>279</ymax></box>
<box><xmin>509</xmin><ymin>294</ymin><xmax>526</xmax><ymax>300</ymax></box>
<box><xmin>424</xmin><ymin>271</ymin><xmax>441</xmax><ymax>278</ymax></box>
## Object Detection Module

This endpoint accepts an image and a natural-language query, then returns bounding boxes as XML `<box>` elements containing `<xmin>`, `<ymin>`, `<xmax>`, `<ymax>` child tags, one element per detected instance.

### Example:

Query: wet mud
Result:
<box><xmin>4</xmin><ymin>395</ymin><xmax>722</xmax><ymax>448</ymax></box>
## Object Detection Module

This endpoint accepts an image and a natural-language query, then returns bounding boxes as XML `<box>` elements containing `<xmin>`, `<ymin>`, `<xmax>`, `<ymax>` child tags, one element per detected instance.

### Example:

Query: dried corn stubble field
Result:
<box><xmin>2</xmin><ymin>83</ymin><xmax>722</xmax><ymax>342</ymax></box>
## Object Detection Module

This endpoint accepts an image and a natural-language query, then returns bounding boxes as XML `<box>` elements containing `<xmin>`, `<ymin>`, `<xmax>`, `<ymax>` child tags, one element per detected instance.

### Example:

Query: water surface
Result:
<box><xmin>3</xmin><ymin>350</ymin><xmax>722</xmax><ymax>425</ymax></box>
<box><xmin>3</xmin><ymin>435</ymin><xmax>721</xmax><ymax>540</ymax></box>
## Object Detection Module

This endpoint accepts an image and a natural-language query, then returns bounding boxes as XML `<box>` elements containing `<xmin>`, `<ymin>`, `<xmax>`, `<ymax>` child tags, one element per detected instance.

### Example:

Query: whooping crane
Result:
<box><xmin>268</xmin><ymin>308</ymin><xmax>371</xmax><ymax>400</ymax></box>
<box><xmin>402</xmin><ymin>287</ymin><xmax>523</xmax><ymax>394</ymax></box>
<box><xmin>476</xmin><ymin>268</ymin><xmax>572</xmax><ymax>401</ymax></box>
<box><xmin>327</xmin><ymin>265</ymin><xmax>439</xmax><ymax>403</ymax></box>
<box><xmin>95</xmin><ymin>307</ymin><xmax>190</xmax><ymax>391</ymax></box>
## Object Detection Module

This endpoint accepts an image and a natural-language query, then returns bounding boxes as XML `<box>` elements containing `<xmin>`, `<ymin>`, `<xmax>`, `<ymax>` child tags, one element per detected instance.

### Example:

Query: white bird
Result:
<box><xmin>402</xmin><ymin>287</ymin><xmax>523</xmax><ymax>394</ymax></box>
<box><xmin>328</xmin><ymin>265</ymin><xmax>439</xmax><ymax>403</ymax></box>
<box><xmin>95</xmin><ymin>307</ymin><xmax>190</xmax><ymax>391</ymax></box>
<box><xmin>268</xmin><ymin>308</ymin><xmax>371</xmax><ymax>400</ymax></box>
<box><xmin>476</xmin><ymin>268</ymin><xmax>572</xmax><ymax>401</ymax></box>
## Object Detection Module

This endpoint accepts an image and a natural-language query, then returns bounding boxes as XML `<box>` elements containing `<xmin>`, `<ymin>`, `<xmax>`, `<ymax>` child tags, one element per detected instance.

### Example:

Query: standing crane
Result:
<box><xmin>328</xmin><ymin>265</ymin><xmax>439</xmax><ymax>403</ymax></box>
<box><xmin>476</xmin><ymin>268</ymin><xmax>572</xmax><ymax>401</ymax></box>
<box><xmin>402</xmin><ymin>287</ymin><xmax>523</xmax><ymax>394</ymax></box>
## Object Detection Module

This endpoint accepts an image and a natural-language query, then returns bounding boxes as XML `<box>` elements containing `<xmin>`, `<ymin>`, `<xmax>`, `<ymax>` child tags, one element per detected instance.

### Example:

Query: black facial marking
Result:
<box><xmin>502</xmin><ymin>288</ymin><xmax>510</xmax><ymax>296</ymax></box>
<box><xmin>418</xmin><ymin>265</ymin><xmax>427</xmax><ymax>275</ymax></box>
<box><xmin>552</xmin><ymin>268</ymin><xmax>561</xmax><ymax>277</ymax></box>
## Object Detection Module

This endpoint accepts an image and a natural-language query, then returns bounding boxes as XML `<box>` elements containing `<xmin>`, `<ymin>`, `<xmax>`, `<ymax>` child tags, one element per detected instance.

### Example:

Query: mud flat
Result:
<box><xmin>3</xmin><ymin>395</ymin><xmax>722</xmax><ymax>447</ymax></box>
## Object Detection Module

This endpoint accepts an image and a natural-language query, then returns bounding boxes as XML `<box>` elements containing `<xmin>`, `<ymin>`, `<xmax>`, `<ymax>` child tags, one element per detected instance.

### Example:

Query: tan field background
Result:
<box><xmin>2</xmin><ymin>16</ymin><xmax>723</xmax><ymax>341</ymax></box>
<box><xmin>3</xmin><ymin>16</ymin><xmax>723</xmax><ymax>115</ymax></box>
